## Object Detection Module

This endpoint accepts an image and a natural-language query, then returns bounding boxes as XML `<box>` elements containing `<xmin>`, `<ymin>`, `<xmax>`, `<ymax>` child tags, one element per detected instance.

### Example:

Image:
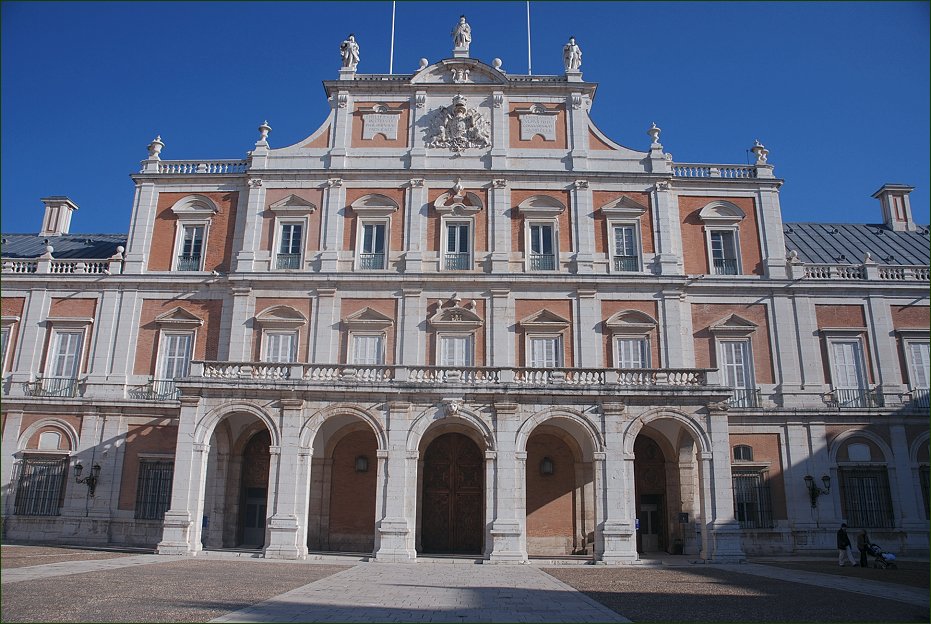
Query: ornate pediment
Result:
<box><xmin>520</xmin><ymin>309</ymin><xmax>570</xmax><ymax>331</ymax></box>
<box><xmin>709</xmin><ymin>313</ymin><xmax>758</xmax><ymax>335</ymax></box>
<box><xmin>605</xmin><ymin>310</ymin><xmax>657</xmax><ymax>335</ymax></box>
<box><xmin>269</xmin><ymin>194</ymin><xmax>317</xmax><ymax>214</ymax></box>
<box><xmin>433</xmin><ymin>180</ymin><xmax>484</xmax><ymax>216</ymax></box>
<box><xmin>170</xmin><ymin>195</ymin><xmax>219</xmax><ymax>217</ymax></box>
<box><xmin>411</xmin><ymin>59</ymin><xmax>507</xmax><ymax>85</ymax></box>
<box><xmin>350</xmin><ymin>194</ymin><xmax>399</xmax><ymax>216</ymax></box>
<box><xmin>699</xmin><ymin>200</ymin><xmax>745</xmax><ymax>224</ymax></box>
<box><xmin>516</xmin><ymin>195</ymin><xmax>566</xmax><ymax>218</ymax></box>
<box><xmin>343</xmin><ymin>307</ymin><xmax>394</xmax><ymax>330</ymax></box>
<box><xmin>255</xmin><ymin>305</ymin><xmax>307</xmax><ymax>328</ymax></box>
<box><xmin>429</xmin><ymin>305</ymin><xmax>483</xmax><ymax>331</ymax></box>
<box><xmin>154</xmin><ymin>307</ymin><xmax>204</xmax><ymax>328</ymax></box>
<box><xmin>600</xmin><ymin>196</ymin><xmax>648</xmax><ymax>219</ymax></box>
<box><xmin>425</xmin><ymin>95</ymin><xmax>491</xmax><ymax>153</ymax></box>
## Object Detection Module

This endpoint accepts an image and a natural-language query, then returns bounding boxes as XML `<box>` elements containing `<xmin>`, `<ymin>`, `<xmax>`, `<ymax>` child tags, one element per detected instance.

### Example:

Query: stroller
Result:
<box><xmin>866</xmin><ymin>543</ymin><xmax>897</xmax><ymax>569</ymax></box>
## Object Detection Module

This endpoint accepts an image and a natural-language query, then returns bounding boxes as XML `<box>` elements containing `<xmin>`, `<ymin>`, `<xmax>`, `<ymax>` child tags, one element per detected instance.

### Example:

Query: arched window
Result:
<box><xmin>733</xmin><ymin>444</ymin><xmax>753</xmax><ymax>462</ymax></box>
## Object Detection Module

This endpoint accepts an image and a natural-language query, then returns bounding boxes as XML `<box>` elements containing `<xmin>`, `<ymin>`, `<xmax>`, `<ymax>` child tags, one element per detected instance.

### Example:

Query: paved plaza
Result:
<box><xmin>1</xmin><ymin>545</ymin><xmax>928</xmax><ymax>623</ymax></box>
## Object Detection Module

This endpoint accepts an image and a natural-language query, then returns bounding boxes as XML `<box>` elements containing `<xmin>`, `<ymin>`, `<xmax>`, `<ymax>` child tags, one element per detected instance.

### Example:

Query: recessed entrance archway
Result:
<box><xmin>634</xmin><ymin>435</ymin><xmax>668</xmax><ymax>553</ymax></box>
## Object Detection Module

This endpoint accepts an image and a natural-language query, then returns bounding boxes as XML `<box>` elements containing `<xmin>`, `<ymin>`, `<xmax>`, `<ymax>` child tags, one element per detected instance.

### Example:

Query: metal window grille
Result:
<box><xmin>919</xmin><ymin>465</ymin><xmax>930</xmax><ymax>520</ymax></box>
<box><xmin>134</xmin><ymin>460</ymin><xmax>174</xmax><ymax>520</ymax></box>
<box><xmin>732</xmin><ymin>471</ymin><xmax>774</xmax><ymax>529</ymax></box>
<box><xmin>444</xmin><ymin>252</ymin><xmax>470</xmax><ymax>270</ymax></box>
<box><xmin>529</xmin><ymin>253</ymin><xmax>556</xmax><ymax>271</ymax></box>
<box><xmin>176</xmin><ymin>255</ymin><xmax>201</xmax><ymax>271</ymax></box>
<box><xmin>14</xmin><ymin>456</ymin><xmax>68</xmax><ymax>516</ymax></box>
<box><xmin>358</xmin><ymin>252</ymin><xmax>385</xmax><ymax>270</ymax></box>
<box><xmin>276</xmin><ymin>254</ymin><xmax>302</xmax><ymax>269</ymax></box>
<box><xmin>613</xmin><ymin>255</ymin><xmax>639</xmax><ymax>272</ymax></box>
<box><xmin>839</xmin><ymin>467</ymin><xmax>895</xmax><ymax>528</ymax></box>
<box><xmin>712</xmin><ymin>258</ymin><xmax>739</xmax><ymax>275</ymax></box>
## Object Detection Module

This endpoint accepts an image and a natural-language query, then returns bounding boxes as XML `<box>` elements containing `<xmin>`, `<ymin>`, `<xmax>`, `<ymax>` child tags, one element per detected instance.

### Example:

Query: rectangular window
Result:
<box><xmin>440</xmin><ymin>335</ymin><xmax>473</xmax><ymax>367</ymax></box>
<box><xmin>359</xmin><ymin>222</ymin><xmax>387</xmax><ymax>269</ymax></box>
<box><xmin>0</xmin><ymin>326</ymin><xmax>10</xmax><ymax>372</ymax></box>
<box><xmin>732</xmin><ymin>471</ymin><xmax>774</xmax><ymax>529</ymax></box>
<box><xmin>831</xmin><ymin>340</ymin><xmax>869</xmax><ymax>407</ymax></box>
<box><xmin>615</xmin><ymin>337</ymin><xmax>649</xmax><ymax>369</ymax></box>
<box><xmin>276</xmin><ymin>223</ymin><xmax>303</xmax><ymax>269</ymax></box>
<box><xmin>13</xmin><ymin>456</ymin><xmax>68</xmax><ymax>516</ymax></box>
<box><xmin>49</xmin><ymin>331</ymin><xmax>83</xmax><ymax>379</ymax></box>
<box><xmin>612</xmin><ymin>225</ymin><xmax>638</xmax><ymax>272</ymax></box>
<box><xmin>529</xmin><ymin>336</ymin><xmax>561</xmax><ymax>368</ymax></box>
<box><xmin>720</xmin><ymin>340</ymin><xmax>759</xmax><ymax>408</ymax></box>
<box><xmin>445</xmin><ymin>223</ymin><xmax>471</xmax><ymax>270</ymax></box>
<box><xmin>908</xmin><ymin>342</ymin><xmax>930</xmax><ymax>408</ymax></box>
<box><xmin>710</xmin><ymin>230</ymin><xmax>739</xmax><ymax>275</ymax></box>
<box><xmin>529</xmin><ymin>224</ymin><xmax>556</xmax><ymax>271</ymax></box>
<box><xmin>351</xmin><ymin>334</ymin><xmax>384</xmax><ymax>366</ymax></box>
<box><xmin>159</xmin><ymin>333</ymin><xmax>193</xmax><ymax>379</ymax></box>
<box><xmin>264</xmin><ymin>331</ymin><xmax>297</xmax><ymax>363</ymax></box>
<box><xmin>839</xmin><ymin>466</ymin><xmax>895</xmax><ymax>528</ymax></box>
<box><xmin>134</xmin><ymin>460</ymin><xmax>174</xmax><ymax>520</ymax></box>
<box><xmin>178</xmin><ymin>225</ymin><xmax>205</xmax><ymax>271</ymax></box>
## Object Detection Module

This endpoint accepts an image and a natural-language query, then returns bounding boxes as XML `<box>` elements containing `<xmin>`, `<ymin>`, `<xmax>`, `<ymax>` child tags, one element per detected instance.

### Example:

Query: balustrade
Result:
<box><xmin>153</xmin><ymin>160</ymin><xmax>248</xmax><ymax>175</ymax></box>
<box><xmin>672</xmin><ymin>163</ymin><xmax>757</xmax><ymax>179</ymax></box>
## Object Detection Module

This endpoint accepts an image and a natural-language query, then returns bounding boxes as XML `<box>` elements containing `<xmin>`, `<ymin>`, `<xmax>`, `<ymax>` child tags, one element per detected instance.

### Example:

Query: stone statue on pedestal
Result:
<box><xmin>340</xmin><ymin>34</ymin><xmax>360</xmax><ymax>70</ymax></box>
<box><xmin>452</xmin><ymin>16</ymin><xmax>472</xmax><ymax>50</ymax></box>
<box><xmin>563</xmin><ymin>36</ymin><xmax>582</xmax><ymax>71</ymax></box>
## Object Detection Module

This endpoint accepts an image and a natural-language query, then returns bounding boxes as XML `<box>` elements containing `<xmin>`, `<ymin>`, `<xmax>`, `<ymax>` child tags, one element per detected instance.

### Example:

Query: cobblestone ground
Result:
<box><xmin>1</xmin><ymin>558</ymin><xmax>348</xmax><ymax>623</ymax></box>
<box><xmin>0</xmin><ymin>545</ymin><xmax>136</xmax><ymax>569</ymax></box>
<box><xmin>545</xmin><ymin>566</ymin><xmax>929</xmax><ymax>623</ymax></box>
<box><xmin>758</xmin><ymin>559</ymin><xmax>930</xmax><ymax>589</ymax></box>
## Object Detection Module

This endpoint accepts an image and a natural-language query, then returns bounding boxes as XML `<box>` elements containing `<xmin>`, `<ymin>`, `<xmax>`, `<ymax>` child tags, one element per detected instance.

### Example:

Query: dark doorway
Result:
<box><xmin>239</xmin><ymin>430</ymin><xmax>270</xmax><ymax>547</ymax></box>
<box><xmin>421</xmin><ymin>432</ymin><xmax>483</xmax><ymax>554</ymax></box>
<box><xmin>634</xmin><ymin>435</ymin><xmax>667</xmax><ymax>553</ymax></box>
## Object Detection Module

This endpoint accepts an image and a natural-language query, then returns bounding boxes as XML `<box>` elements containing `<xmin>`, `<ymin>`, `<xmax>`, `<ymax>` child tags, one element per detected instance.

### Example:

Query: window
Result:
<box><xmin>177</xmin><ymin>225</ymin><xmax>205</xmax><ymax>271</ymax></box>
<box><xmin>733</xmin><ymin>445</ymin><xmax>753</xmax><ymax>462</ymax></box>
<box><xmin>445</xmin><ymin>223</ymin><xmax>471</xmax><ymax>270</ymax></box>
<box><xmin>14</xmin><ymin>456</ymin><xmax>68</xmax><ymax>516</ymax></box>
<box><xmin>135</xmin><ymin>459</ymin><xmax>174</xmax><ymax>520</ymax></box>
<box><xmin>529</xmin><ymin>223</ymin><xmax>556</xmax><ymax>271</ymax></box>
<box><xmin>359</xmin><ymin>222</ymin><xmax>387</xmax><ymax>270</ymax></box>
<box><xmin>732</xmin><ymin>471</ymin><xmax>774</xmax><ymax>529</ymax></box>
<box><xmin>719</xmin><ymin>340</ymin><xmax>758</xmax><ymax>407</ymax></box>
<box><xmin>839</xmin><ymin>466</ymin><xmax>895</xmax><ymax>528</ymax></box>
<box><xmin>615</xmin><ymin>337</ymin><xmax>649</xmax><ymax>369</ymax></box>
<box><xmin>276</xmin><ymin>223</ymin><xmax>303</xmax><ymax>270</ymax></box>
<box><xmin>41</xmin><ymin>330</ymin><xmax>83</xmax><ymax>397</ymax></box>
<box><xmin>0</xmin><ymin>325</ymin><xmax>10</xmax><ymax>372</ymax></box>
<box><xmin>529</xmin><ymin>336</ymin><xmax>561</xmax><ymax>368</ymax></box>
<box><xmin>351</xmin><ymin>334</ymin><xmax>384</xmax><ymax>366</ymax></box>
<box><xmin>263</xmin><ymin>331</ymin><xmax>297</xmax><ymax>363</ymax></box>
<box><xmin>906</xmin><ymin>341</ymin><xmax>930</xmax><ymax>408</ymax></box>
<box><xmin>159</xmin><ymin>333</ymin><xmax>193</xmax><ymax>380</ymax></box>
<box><xmin>440</xmin><ymin>334</ymin><xmax>473</xmax><ymax>367</ymax></box>
<box><xmin>710</xmin><ymin>230</ymin><xmax>739</xmax><ymax>275</ymax></box>
<box><xmin>612</xmin><ymin>225</ymin><xmax>639</xmax><ymax>272</ymax></box>
<box><xmin>830</xmin><ymin>340</ymin><xmax>870</xmax><ymax>407</ymax></box>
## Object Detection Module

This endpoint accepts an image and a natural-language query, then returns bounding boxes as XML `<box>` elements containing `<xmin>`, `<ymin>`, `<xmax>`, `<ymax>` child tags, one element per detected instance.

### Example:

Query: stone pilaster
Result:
<box><xmin>264</xmin><ymin>398</ymin><xmax>306</xmax><ymax>559</ymax></box>
<box><xmin>319</xmin><ymin>178</ymin><xmax>345</xmax><ymax>272</ymax></box>
<box><xmin>575</xmin><ymin>288</ymin><xmax>599</xmax><ymax>367</ymax></box>
<box><xmin>489</xmin><ymin>179</ymin><xmax>511</xmax><ymax>273</ymax></box>
<box><xmin>375</xmin><ymin>401</ymin><xmax>416</xmax><ymax>561</ymax></box>
<box><xmin>123</xmin><ymin>182</ymin><xmax>159</xmax><ymax>274</ymax></box>
<box><xmin>599</xmin><ymin>402</ymin><xmax>637</xmax><ymax>564</ymax></box>
<box><xmin>865</xmin><ymin>296</ymin><xmax>905</xmax><ymax>404</ymax></box>
<box><xmin>488</xmin><ymin>289</ymin><xmax>513</xmax><ymax>368</ymax></box>
<box><xmin>398</xmin><ymin>289</ymin><xmax>424</xmax><ymax>365</ymax></box>
<box><xmin>311</xmin><ymin>288</ymin><xmax>339</xmax><ymax>363</ymax></box>
<box><xmin>233</xmin><ymin>178</ymin><xmax>268</xmax><ymax>272</ymax></box>
<box><xmin>569</xmin><ymin>180</ymin><xmax>595</xmax><ymax>273</ymax></box>
<box><xmin>650</xmin><ymin>181</ymin><xmax>682</xmax><ymax>275</ymax></box>
<box><xmin>158</xmin><ymin>396</ymin><xmax>207</xmax><ymax>555</ymax></box>
<box><xmin>488</xmin><ymin>402</ymin><xmax>526</xmax><ymax>563</ymax></box>
<box><xmin>404</xmin><ymin>179</ymin><xmax>427</xmax><ymax>272</ymax></box>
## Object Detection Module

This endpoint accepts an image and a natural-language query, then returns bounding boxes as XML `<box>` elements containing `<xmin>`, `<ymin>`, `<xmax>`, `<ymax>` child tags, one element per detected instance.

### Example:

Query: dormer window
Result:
<box><xmin>698</xmin><ymin>200</ymin><xmax>745</xmax><ymax>276</ymax></box>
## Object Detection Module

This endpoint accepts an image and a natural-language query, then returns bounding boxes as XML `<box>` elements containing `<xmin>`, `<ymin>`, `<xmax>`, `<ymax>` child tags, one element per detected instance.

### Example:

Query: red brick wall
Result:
<box><xmin>340</xmin><ymin>298</ymin><xmax>397</xmax><ymax>364</ymax></box>
<box><xmin>691</xmin><ymin>303</ymin><xmax>774</xmax><ymax>383</ymax></box>
<box><xmin>148</xmin><ymin>191</ymin><xmax>239</xmax><ymax>272</ymax></box>
<box><xmin>327</xmin><ymin>429</ymin><xmax>378</xmax><ymax>551</ymax></box>
<box><xmin>729</xmin><ymin>433</ymin><xmax>787</xmax><ymax>520</ymax></box>
<box><xmin>600</xmin><ymin>300</ymin><xmax>659</xmax><ymax>368</ymax></box>
<box><xmin>510</xmin><ymin>189</ymin><xmax>573</xmax><ymax>254</ymax></box>
<box><xmin>133</xmin><ymin>300</ymin><xmax>223</xmax><ymax>375</ymax></box>
<box><xmin>508</xmin><ymin>103</ymin><xmax>567</xmax><ymax>149</ymax></box>
<box><xmin>678</xmin><ymin>196</ymin><xmax>763</xmax><ymax>276</ymax></box>
<box><xmin>302</xmin><ymin>125</ymin><xmax>330</xmax><ymax>148</ymax></box>
<box><xmin>588</xmin><ymin>128</ymin><xmax>615</xmax><ymax>151</ymax></box>
<box><xmin>515</xmin><ymin>300</ymin><xmax>574</xmax><ymax>367</ymax></box>
<box><xmin>343</xmin><ymin>188</ymin><xmax>406</xmax><ymax>255</ymax></box>
<box><xmin>260</xmin><ymin>188</ymin><xmax>324</xmax><ymax>254</ymax></box>
<box><xmin>592</xmin><ymin>191</ymin><xmax>655</xmax><ymax>255</ymax></box>
<box><xmin>118</xmin><ymin>423</ymin><xmax>179</xmax><ymax>511</ymax></box>
<box><xmin>526</xmin><ymin>432</ymin><xmax>576</xmax><ymax>552</ymax></box>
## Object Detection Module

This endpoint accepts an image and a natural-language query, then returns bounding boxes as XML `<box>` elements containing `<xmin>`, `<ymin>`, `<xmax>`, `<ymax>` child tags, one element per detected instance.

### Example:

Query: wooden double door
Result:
<box><xmin>421</xmin><ymin>433</ymin><xmax>484</xmax><ymax>554</ymax></box>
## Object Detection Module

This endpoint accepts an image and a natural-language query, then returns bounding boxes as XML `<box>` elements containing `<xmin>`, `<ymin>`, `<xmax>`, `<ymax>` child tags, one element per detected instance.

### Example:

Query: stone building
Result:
<box><xmin>1</xmin><ymin>27</ymin><xmax>928</xmax><ymax>563</ymax></box>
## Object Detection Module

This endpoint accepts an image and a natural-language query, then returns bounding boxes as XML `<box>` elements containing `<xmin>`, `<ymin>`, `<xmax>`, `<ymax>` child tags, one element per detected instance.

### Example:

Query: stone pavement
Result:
<box><xmin>210</xmin><ymin>562</ymin><xmax>629</xmax><ymax>623</ymax></box>
<box><xmin>0</xmin><ymin>553</ymin><xmax>165</xmax><ymax>584</ymax></box>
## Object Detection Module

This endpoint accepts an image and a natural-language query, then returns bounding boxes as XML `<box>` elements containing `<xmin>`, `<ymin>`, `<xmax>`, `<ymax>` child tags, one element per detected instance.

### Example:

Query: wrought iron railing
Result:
<box><xmin>275</xmin><ymin>254</ymin><xmax>302</xmax><ymax>270</ymax></box>
<box><xmin>176</xmin><ymin>255</ymin><xmax>201</xmax><ymax>271</ymax></box>
<box><xmin>358</xmin><ymin>253</ymin><xmax>385</xmax><ymax>270</ymax></box>
<box><xmin>909</xmin><ymin>388</ymin><xmax>930</xmax><ymax>409</ymax></box>
<box><xmin>728</xmin><ymin>388</ymin><xmax>763</xmax><ymax>408</ymax></box>
<box><xmin>613</xmin><ymin>256</ymin><xmax>639</xmax><ymax>272</ymax></box>
<box><xmin>24</xmin><ymin>376</ymin><xmax>79</xmax><ymax>398</ymax></box>
<box><xmin>146</xmin><ymin>379</ymin><xmax>180</xmax><ymax>401</ymax></box>
<box><xmin>529</xmin><ymin>253</ymin><xmax>556</xmax><ymax>271</ymax></box>
<box><xmin>445</xmin><ymin>253</ymin><xmax>471</xmax><ymax>270</ymax></box>
<box><xmin>712</xmin><ymin>258</ymin><xmax>739</xmax><ymax>275</ymax></box>
<box><xmin>829</xmin><ymin>388</ymin><xmax>884</xmax><ymax>409</ymax></box>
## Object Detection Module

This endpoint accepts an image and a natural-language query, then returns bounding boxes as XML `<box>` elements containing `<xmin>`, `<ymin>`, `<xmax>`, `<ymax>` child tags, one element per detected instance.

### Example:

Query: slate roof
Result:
<box><xmin>0</xmin><ymin>234</ymin><xmax>126</xmax><ymax>260</ymax></box>
<box><xmin>784</xmin><ymin>223</ymin><xmax>930</xmax><ymax>266</ymax></box>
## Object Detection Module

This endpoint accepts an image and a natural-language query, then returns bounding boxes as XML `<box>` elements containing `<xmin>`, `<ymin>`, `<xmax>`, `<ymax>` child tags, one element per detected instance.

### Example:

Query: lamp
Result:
<box><xmin>354</xmin><ymin>455</ymin><xmax>369</xmax><ymax>473</ymax></box>
<box><xmin>540</xmin><ymin>456</ymin><xmax>555</xmax><ymax>476</ymax></box>
<box><xmin>75</xmin><ymin>462</ymin><xmax>101</xmax><ymax>497</ymax></box>
<box><xmin>804</xmin><ymin>474</ymin><xmax>830</xmax><ymax>508</ymax></box>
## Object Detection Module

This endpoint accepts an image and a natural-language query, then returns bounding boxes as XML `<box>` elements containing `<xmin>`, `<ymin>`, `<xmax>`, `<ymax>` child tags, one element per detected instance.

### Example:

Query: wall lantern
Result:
<box><xmin>804</xmin><ymin>474</ymin><xmax>830</xmax><ymax>508</ymax></box>
<box><xmin>355</xmin><ymin>455</ymin><xmax>369</xmax><ymax>473</ymax></box>
<box><xmin>540</xmin><ymin>456</ymin><xmax>555</xmax><ymax>476</ymax></box>
<box><xmin>75</xmin><ymin>462</ymin><xmax>101</xmax><ymax>497</ymax></box>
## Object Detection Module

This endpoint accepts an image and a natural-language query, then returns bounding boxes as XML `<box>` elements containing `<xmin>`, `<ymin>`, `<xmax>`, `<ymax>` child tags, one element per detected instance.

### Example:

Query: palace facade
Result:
<box><xmin>1</xmin><ymin>31</ymin><xmax>928</xmax><ymax>563</ymax></box>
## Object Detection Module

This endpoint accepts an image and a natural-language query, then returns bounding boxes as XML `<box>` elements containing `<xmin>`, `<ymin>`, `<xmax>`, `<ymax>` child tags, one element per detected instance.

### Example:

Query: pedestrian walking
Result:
<box><xmin>857</xmin><ymin>529</ymin><xmax>871</xmax><ymax>568</ymax></box>
<box><xmin>836</xmin><ymin>523</ymin><xmax>857</xmax><ymax>566</ymax></box>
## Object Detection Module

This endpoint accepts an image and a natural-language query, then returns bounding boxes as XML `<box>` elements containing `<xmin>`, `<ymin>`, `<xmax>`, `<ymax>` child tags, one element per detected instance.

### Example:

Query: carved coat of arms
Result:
<box><xmin>425</xmin><ymin>95</ymin><xmax>491</xmax><ymax>152</ymax></box>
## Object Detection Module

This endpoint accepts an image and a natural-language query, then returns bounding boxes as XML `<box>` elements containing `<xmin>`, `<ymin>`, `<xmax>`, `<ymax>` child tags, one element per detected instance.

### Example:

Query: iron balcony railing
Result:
<box><xmin>24</xmin><ymin>376</ymin><xmax>79</xmax><ymax>398</ymax></box>
<box><xmin>830</xmin><ymin>388</ymin><xmax>884</xmax><ymax>409</ymax></box>
<box><xmin>176</xmin><ymin>255</ymin><xmax>202</xmax><ymax>271</ymax></box>
<box><xmin>146</xmin><ymin>379</ymin><xmax>180</xmax><ymax>401</ymax></box>
<box><xmin>275</xmin><ymin>254</ymin><xmax>302</xmax><ymax>270</ymax></box>
<box><xmin>529</xmin><ymin>253</ymin><xmax>556</xmax><ymax>271</ymax></box>
<box><xmin>728</xmin><ymin>388</ymin><xmax>763</xmax><ymax>408</ymax></box>
<box><xmin>613</xmin><ymin>256</ymin><xmax>639</xmax><ymax>272</ymax></box>
<box><xmin>712</xmin><ymin>258</ymin><xmax>739</xmax><ymax>275</ymax></box>
<box><xmin>909</xmin><ymin>388</ymin><xmax>930</xmax><ymax>409</ymax></box>
<box><xmin>445</xmin><ymin>253</ymin><xmax>471</xmax><ymax>270</ymax></box>
<box><xmin>358</xmin><ymin>253</ymin><xmax>385</xmax><ymax>270</ymax></box>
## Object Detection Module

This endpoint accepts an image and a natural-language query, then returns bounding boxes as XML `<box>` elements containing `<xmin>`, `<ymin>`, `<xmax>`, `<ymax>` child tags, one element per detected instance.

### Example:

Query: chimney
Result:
<box><xmin>871</xmin><ymin>184</ymin><xmax>916</xmax><ymax>232</ymax></box>
<box><xmin>39</xmin><ymin>196</ymin><xmax>79</xmax><ymax>236</ymax></box>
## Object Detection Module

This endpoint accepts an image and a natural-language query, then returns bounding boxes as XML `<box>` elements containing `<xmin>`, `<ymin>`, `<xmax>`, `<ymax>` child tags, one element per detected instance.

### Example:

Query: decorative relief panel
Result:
<box><xmin>425</xmin><ymin>95</ymin><xmax>491</xmax><ymax>152</ymax></box>
<box><xmin>517</xmin><ymin>104</ymin><xmax>559</xmax><ymax>141</ymax></box>
<box><xmin>360</xmin><ymin>104</ymin><xmax>402</xmax><ymax>141</ymax></box>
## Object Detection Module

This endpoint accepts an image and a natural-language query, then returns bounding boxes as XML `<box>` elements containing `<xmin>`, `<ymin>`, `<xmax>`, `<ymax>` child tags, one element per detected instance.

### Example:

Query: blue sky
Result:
<box><xmin>1</xmin><ymin>1</ymin><xmax>928</xmax><ymax>234</ymax></box>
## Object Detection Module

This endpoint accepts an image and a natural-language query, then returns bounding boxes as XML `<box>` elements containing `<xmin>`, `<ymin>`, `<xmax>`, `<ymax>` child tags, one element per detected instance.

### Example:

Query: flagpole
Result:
<box><xmin>389</xmin><ymin>1</ymin><xmax>396</xmax><ymax>74</ymax></box>
<box><xmin>526</xmin><ymin>1</ymin><xmax>532</xmax><ymax>75</ymax></box>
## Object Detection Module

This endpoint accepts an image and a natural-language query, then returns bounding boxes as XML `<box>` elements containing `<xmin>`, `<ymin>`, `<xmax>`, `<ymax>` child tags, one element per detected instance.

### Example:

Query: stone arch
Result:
<box><xmin>515</xmin><ymin>407</ymin><xmax>603</xmax><ymax>459</ymax></box>
<box><xmin>829</xmin><ymin>429</ymin><xmax>894</xmax><ymax>464</ymax></box>
<box><xmin>909</xmin><ymin>431</ymin><xmax>930</xmax><ymax>464</ymax></box>
<box><xmin>301</xmin><ymin>403</ymin><xmax>387</xmax><ymax>452</ymax></box>
<box><xmin>407</xmin><ymin>403</ymin><xmax>495</xmax><ymax>454</ymax></box>
<box><xmin>622</xmin><ymin>408</ymin><xmax>712</xmax><ymax>456</ymax></box>
<box><xmin>17</xmin><ymin>418</ymin><xmax>79</xmax><ymax>453</ymax></box>
<box><xmin>195</xmin><ymin>401</ymin><xmax>280</xmax><ymax>447</ymax></box>
<box><xmin>169</xmin><ymin>194</ymin><xmax>220</xmax><ymax>216</ymax></box>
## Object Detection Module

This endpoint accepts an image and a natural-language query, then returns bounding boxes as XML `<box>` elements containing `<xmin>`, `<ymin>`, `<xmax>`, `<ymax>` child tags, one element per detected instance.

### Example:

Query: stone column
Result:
<box><xmin>375</xmin><ymin>401</ymin><xmax>416</xmax><ymax>561</ymax></box>
<box><xmin>483</xmin><ymin>449</ymin><xmax>497</xmax><ymax>558</ymax></box>
<box><xmin>569</xmin><ymin>180</ymin><xmax>595</xmax><ymax>273</ymax></box>
<box><xmin>599</xmin><ymin>403</ymin><xmax>637</xmax><ymax>563</ymax></box>
<box><xmin>319</xmin><ymin>178</ymin><xmax>346</xmax><ymax>272</ymax></box>
<box><xmin>488</xmin><ymin>402</ymin><xmax>525</xmax><ymax>563</ymax></box>
<box><xmin>706</xmin><ymin>409</ymin><xmax>744</xmax><ymax>561</ymax></box>
<box><xmin>158</xmin><ymin>396</ymin><xmax>207</xmax><ymax>555</ymax></box>
<box><xmin>234</xmin><ymin>179</ymin><xmax>268</xmax><ymax>272</ymax></box>
<box><xmin>404</xmin><ymin>179</ymin><xmax>427</xmax><ymax>272</ymax></box>
<box><xmin>781</xmin><ymin>422</ymin><xmax>818</xmax><ymax>531</ymax></box>
<box><xmin>697</xmin><ymin>454</ymin><xmax>714</xmax><ymax>560</ymax></box>
<box><xmin>489</xmin><ymin>179</ymin><xmax>511</xmax><ymax>273</ymax></box>
<box><xmin>651</xmin><ymin>181</ymin><xmax>683</xmax><ymax>276</ymax></box>
<box><xmin>264</xmin><ymin>398</ymin><xmax>306</xmax><ymax>559</ymax></box>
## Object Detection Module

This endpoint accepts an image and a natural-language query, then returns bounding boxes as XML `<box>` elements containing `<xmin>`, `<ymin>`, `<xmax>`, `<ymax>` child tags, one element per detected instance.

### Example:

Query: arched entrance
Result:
<box><xmin>240</xmin><ymin>430</ymin><xmax>271</xmax><ymax>547</ymax></box>
<box><xmin>634</xmin><ymin>435</ymin><xmax>668</xmax><ymax>553</ymax></box>
<box><xmin>421</xmin><ymin>432</ymin><xmax>483</xmax><ymax>554</ymax></box>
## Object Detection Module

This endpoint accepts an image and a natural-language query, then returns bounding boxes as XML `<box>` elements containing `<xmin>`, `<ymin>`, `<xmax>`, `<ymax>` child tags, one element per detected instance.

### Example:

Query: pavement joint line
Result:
<box><xmin>0</xmin><ymin>554</ymin><xmax>168</xmax><ymax>584</ymax></box>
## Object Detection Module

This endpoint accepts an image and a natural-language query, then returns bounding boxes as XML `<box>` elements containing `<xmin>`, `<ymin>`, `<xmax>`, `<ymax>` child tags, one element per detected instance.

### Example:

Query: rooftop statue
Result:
<box><xmin>340</xmin><ymin>34</ymin><xmax>360</xmax><ymax>70</ymax></box>
<box><xmin>563</xmin><ymin>36</ymin><xmax>582</xmax><ymax>71</ymax></box>
<box><xmin>452</xmin><ymin>15</ymin><xmax>472</xmax><ymax>50</ymax></box>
